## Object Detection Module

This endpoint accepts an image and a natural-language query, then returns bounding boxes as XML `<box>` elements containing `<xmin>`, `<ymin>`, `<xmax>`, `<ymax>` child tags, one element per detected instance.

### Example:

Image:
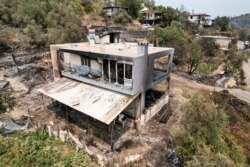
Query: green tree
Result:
<box><xmin>143</xmin><ymin>0</ymin><xmax>155</xmax><ymax>9</ymax></box>
<box><xmin>214</xmin><ymin>16</ymin><xmax>230</xmax><ymax>31</ymax></box>
<box><xmin>7</xmin><ymin>0</ymin><xmax>86</xmax><ymax>46</ymax></box>
<box><xmin>118</xmin><ymin>0</ymin><xmax>142</xmax><ymax>18</ymax></box>
<box><xmin>81</xmin><ymin>0</ymin><xmax>93</xmax><ymax>13</ymax></box>
<box><xmin>155</xmin><ymin>6</ymin><xmax>179</xmax><ymax>27</ymax></box>
<box><xmin>225</xmin><ymin>39</ymin><xmax>248</xmax><ymax>77</ymax></box>
<box><xmin>157</xmin><ymin>26</ymin><xmax>190</xmax><ymax>64</ymax></box>
<box><xmin>198</xmin><ymin>38</ymin><xmax>220</xmax><ymax>57</ymax></box>
<box><xmin>187</xmin><ymin>40</ymin><xmax>203</xmax><ymax>75</ymax></box>
<box><xmin>182</xmin><ymin>19</ymin><xmax>200</xmax><ymax>35</ymax></box>
<box><xmin>12</xmin><ymin>0</ymin><xmax>48</xmax><ymax>28</ymax></box>
<box><xmin>46</xmin><ymin>1</ymin><xmax>85</xmax><ymax>44</ymax></box>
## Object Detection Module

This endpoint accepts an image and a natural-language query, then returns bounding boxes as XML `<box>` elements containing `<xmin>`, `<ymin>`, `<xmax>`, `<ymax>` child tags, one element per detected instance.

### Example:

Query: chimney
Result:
<box><xmin>137</xmin><ymin>43</ymin><xmax>148</xmax><ymax>56</ymax></box>
<box><xmin>192</xmin><ymin>10</ymin><xmax>194</xmax><ymax>14</ymax></box>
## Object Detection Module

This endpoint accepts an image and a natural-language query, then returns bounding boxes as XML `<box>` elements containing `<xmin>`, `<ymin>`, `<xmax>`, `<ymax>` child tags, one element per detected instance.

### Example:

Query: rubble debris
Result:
<box><xmin>224</xmin><ymin>77</ymin><xmax>237</xmax><ymax>88</ymax></box>
<box><xmin>59</xmin><ymin>130</ymin><xmax>68</xmax><ymax>142</ymax></box>
<box><xmin>0</xmin><ymin>121</ymin><xmax>6</xmax><ymax>128</ymax></box>
<box><xmin>175</xmin><ymin>71</ymin><xmax>221</xmax><ymax>86</ymax></box>
<box><xmin>11</xmin><ymin>52</ymin><xmax>18</xmax><ymax>66</ymax></box>
<box><xmin>116</xmin><ymin>140</ymin><xmax>138</xmax><ymax>152</ymax></box>
<box><xmin>167</xmin><ymin>149</ymin><xmax>182</xmax><ymax>166</ymax></box>
<box><xmin>145</xmin><ymin>89</ymin><xmax>165</xmax><ymax>108</ymax></box>
<box><xmin>216</xmin><ymin>76</ymin><xmax>237</xmax><ymax>88</ymax></box>
<box><xmin>124</xmin><ymin>154</ymin><xmax>142</xmax><ymax>163</ymax></box>
<box><xmin>159</xmin><ymin>104</ymin><xmax>173</xmax><ymax>123</ymax></box>
<box><xmin>7</xmin><ymin>78</ymin><xmax>29</xmax><ymax>93</ymax></box>
<box><xmin>0</xmin><ymin>118</ymin><xmax>30</xmax><ymax>134</ymax></box>
<box><xmin>0</xmin><ymin>80</ymin><xmax>9</xmax><ymax>90</ymax></box>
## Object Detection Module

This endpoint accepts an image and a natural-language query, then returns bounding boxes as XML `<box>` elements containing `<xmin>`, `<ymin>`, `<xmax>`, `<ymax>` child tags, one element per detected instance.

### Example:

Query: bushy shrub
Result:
<box><xmin>225</xmin><ymin>40</ymin><xmax>248</xmax><ymax>78</ymax></box>
<box><xmin>1</xmin><ymin>0</ymin><xmax>86</xmax><ymax>47</ymax></box>
<box><xmin>175</xmin><ymin>91</ymin><xmax>246</xmax><ymax>166</ymax></box>
<box><xmin>0</xmin><ymin>30</ymin><xmax>9</xmax><ymax>46</ymax></box>
<box><xmin>113</xmin><ymin>10</ymin><xmax>132</xmax><ymax>24</ymax></box>
<box><xmin>198</xmin><ymin>38</ymin><xmax>220</xmax><ymax>57</ymax></box>
<box><xmin>197</xmin><ymin>56</ymin><xmax>224</xmax><ymax>75</ymax></box>
<box><xmin>0</xmin><ymin>129</ymin><xmax>91</xmax><ymax>166</ymax></box>
<box><xmin>0</xmin><ymin>0</ymin><xmax>18</xmax><ymax>23</ymax></box>
<box><xmin>22</xmin><ymin>24</ymin><xmax>47</xmax><ymax>46</ymax></box>
<box><xmin>0</xmin><ymin>90</ymin><xmax>15</xmax><ymax>115</ymax></box>
<box><xmin>119</xmin><ymin>0</ymin><xmax>142</xmax><ymax>19</ymax></box>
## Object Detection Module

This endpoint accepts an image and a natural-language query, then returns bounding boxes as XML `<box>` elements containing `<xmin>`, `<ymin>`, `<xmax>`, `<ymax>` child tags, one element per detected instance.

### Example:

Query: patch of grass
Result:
<box><xmin>197</xmin><ymin>56</ymin><xmax>224</xmax><ymax>75</ymax></box>
<box><xmin>197</xmin><ymin>62</ymin><xmax>217</xmax><ymax>75</ymax></box>
<box><xmin>0</xmin><ymin>129</ymin><xmax>92</xmax><ymax>167</ymax></box>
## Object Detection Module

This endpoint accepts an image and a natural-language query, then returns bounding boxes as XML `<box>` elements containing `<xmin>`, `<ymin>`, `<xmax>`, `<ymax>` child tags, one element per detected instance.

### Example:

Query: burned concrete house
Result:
<box><xmin>39</xmin><ymin>42</ymin><xmax>174</xmax><ymax>147</ymax></box>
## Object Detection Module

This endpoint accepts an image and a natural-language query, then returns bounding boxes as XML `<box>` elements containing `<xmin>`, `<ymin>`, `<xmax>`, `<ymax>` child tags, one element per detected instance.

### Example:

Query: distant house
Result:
<box><xmin>103</xmin><ymin>6</ymin><xmax>121</xmax><ymax>16</ymax></box>
<box><xmin>188</xmin><ymin>12</ymin><xmax>213</xmax><ymax>27</ymax></box>
<box><xmin>140</xmin><ymin>10</ymin><xmax>162</xmax><ymax>26</ymax></box>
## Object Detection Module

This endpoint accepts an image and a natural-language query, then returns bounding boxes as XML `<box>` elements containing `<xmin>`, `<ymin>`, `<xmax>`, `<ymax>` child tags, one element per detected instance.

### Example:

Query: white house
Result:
<box><xmin>188</xmin><ymin>12</ymin><xmax>213</xmax><ymax>27</ymax></box>
<box><xmin>140</xmin><ymin>10</ymin><xmax>161</xmax><ymax>25</ymax></box>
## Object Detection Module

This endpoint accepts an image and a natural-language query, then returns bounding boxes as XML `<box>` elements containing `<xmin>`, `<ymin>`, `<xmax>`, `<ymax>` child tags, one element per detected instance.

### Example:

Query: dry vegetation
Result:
<box><xmin>1</xmin><ymin>0</ymin><xmax>250</xmax><ymax>166</ymax></box>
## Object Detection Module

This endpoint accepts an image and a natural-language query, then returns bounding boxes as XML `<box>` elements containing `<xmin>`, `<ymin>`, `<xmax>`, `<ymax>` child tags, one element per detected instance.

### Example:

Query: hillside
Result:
<box><xmin>1</xmin><ymin>0</ymin><xmax>250</xmax><ymax>166</ymax></box>
<box><xmin>230</xmin><ymin>13</ymin><xmax>250</xmax><ymax>29</ymax></box>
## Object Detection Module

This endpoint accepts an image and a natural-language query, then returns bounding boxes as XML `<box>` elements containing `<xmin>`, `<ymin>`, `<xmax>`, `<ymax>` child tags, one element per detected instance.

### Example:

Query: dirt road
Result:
<box><xmin>171</xmin><ymin>73</ymin><xmax>250</xmax><ymax>104</ymax></box>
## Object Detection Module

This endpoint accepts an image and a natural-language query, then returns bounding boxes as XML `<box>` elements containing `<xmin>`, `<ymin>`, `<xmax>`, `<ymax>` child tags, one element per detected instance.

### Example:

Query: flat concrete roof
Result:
<box><xmin>39</xmin><ymin>78</ymin><xmax>138</xmax><ymax>124</ymax></box>
<box><xmin>51</xmin><ymin>42</ymin><xmax>174</xmax><ymax>58</ymax></box>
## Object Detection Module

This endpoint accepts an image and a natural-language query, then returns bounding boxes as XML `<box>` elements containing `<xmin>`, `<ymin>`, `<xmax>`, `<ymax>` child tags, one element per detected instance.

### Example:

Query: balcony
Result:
<box><xmin>60</xmin><ymin>63</ymin><xmax>134</xmax><ymax>95</ymax></box>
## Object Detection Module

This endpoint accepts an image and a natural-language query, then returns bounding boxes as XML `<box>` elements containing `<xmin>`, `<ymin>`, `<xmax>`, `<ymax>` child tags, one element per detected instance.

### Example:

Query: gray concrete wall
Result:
<box><xmin>51</xmin><ymin>43</ymin><xmax>174</xmax><ymax>96</ymax></box>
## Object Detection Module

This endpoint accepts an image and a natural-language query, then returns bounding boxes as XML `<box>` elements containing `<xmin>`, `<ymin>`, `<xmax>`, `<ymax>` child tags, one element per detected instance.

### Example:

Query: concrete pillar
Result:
<box><xmin>115</xmin><ymin>62</ymin><xmax>118</xmax><ymax>84</ymax></box>
<box><xmin>51</xmin><ymin>46</ymin><xmax>61</xmax><ymax>80</ymax></box>
<box><xmin>140</xmin><ymin>91</ymin><xmax>145</xmax><ymax>114</ymax></box>
<box><xmin>135</xmin><ymin>94</ymin><xmax>142</xmax><ymax>119</ymax></box>
<box><xmin>108</xmin><ymin>59</ymin><xmax>111</xmax><ymax>83</ymax></box>
<box><xmin>123</xmin><ymin>63</ymin><xmax>126</xmax><ymax>80</ymax></box>
<box><xmin>101</xmin><ymin>60</ymin><xmax>104</xmax><ymax>80</ymax></box>
<box><xmin>135</xmin><ymin>93</ymin><xmax>144</xmax><ymax>130</ymax></box>
<box><xmin>166</xmin><ymin>76</ymin><xmax>170</xmax><ymax>95</ymax></box>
